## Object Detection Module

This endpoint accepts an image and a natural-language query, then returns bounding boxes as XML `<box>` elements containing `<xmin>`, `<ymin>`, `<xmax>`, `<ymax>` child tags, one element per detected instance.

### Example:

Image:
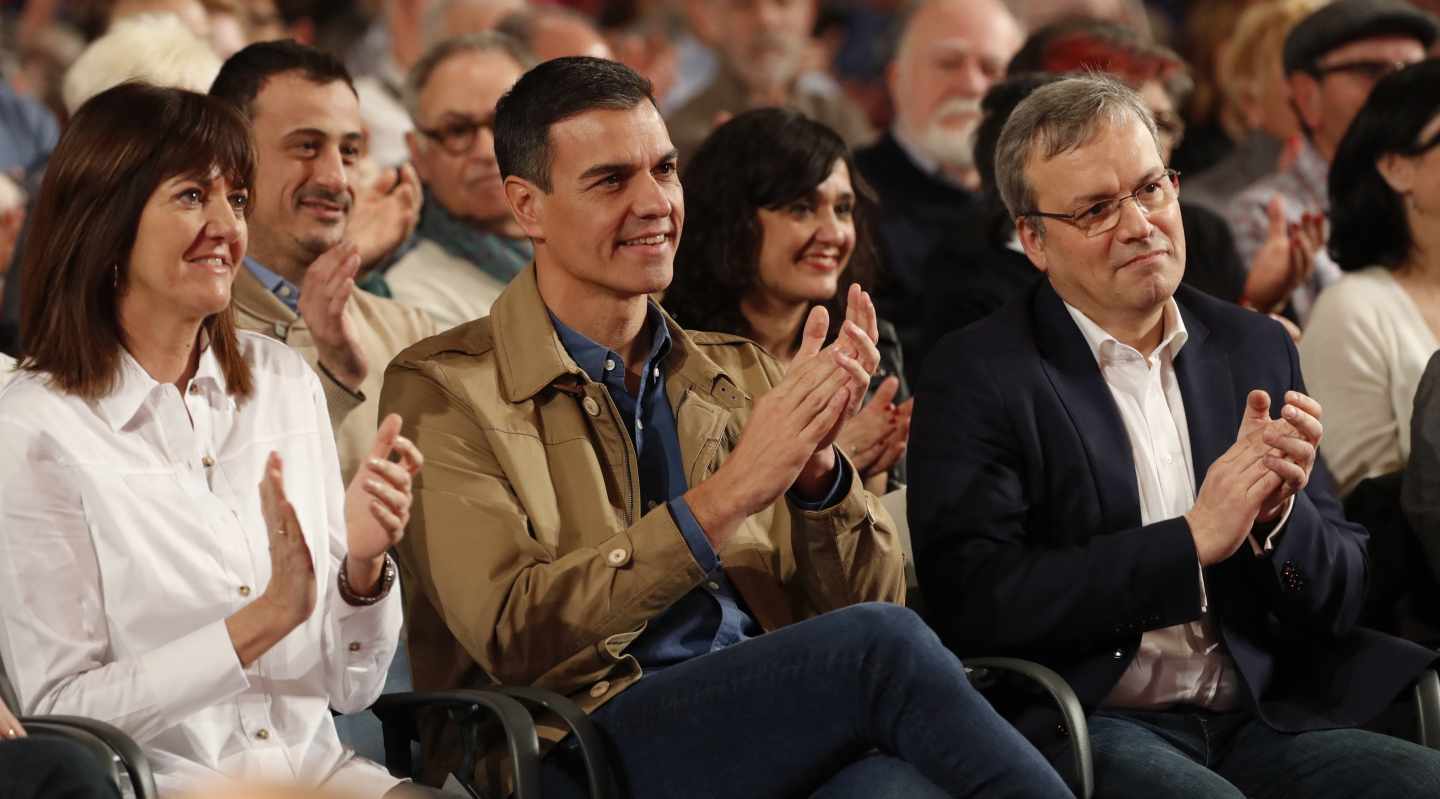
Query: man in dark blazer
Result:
<box><xmin>911</xmin><ymin>73</ymin><xmax>1440</xmax><ymax>798</ymax></box>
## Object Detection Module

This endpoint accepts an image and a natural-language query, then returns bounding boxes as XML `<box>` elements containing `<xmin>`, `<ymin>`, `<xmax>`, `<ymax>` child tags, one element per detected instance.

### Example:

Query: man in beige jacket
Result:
<box><xmin>211</xmin><ymin>41</ymin><xmax>439</xmax><ymax>482</ymax></box>
<box><xmin>381</xmin><ymin>57</ymin><xmax>1069</xmax><ymax>798</ymax></box>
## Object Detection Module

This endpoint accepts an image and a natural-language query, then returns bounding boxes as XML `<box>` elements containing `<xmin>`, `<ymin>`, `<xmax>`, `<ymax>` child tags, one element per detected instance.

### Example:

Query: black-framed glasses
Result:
<box><xmin>415</xmin><ymin>116</ymin><xmax>490</xmax><ymax>156</ymax></box>
<box><xmin>1309</xmin><ymin>59</ymin><xmax>1412</xmax><ymax>82</ymax></box>
<box><xmin>1017</xmin><ymin>169</ymin><xmax>1180</xmax><ymax>237</ymax></box>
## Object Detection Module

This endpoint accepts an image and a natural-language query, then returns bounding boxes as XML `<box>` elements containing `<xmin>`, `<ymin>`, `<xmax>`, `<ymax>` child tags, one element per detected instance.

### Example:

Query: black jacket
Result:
<box><xmin>910</xmin><ymin>280</ymin><xmax>1436</xmax><ymax>745</ymax></box>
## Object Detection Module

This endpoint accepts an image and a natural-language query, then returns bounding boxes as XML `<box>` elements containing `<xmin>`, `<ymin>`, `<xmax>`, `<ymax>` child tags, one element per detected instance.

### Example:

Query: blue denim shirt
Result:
<box><xmin>243</xmin><ymin>257</ymin><xmax>302</xmax><ymax>314</ymax></box>
<box><xmin>550</xmin><ymin>307</ymin><xmax>848</xmax><ymax>670</ymax></box>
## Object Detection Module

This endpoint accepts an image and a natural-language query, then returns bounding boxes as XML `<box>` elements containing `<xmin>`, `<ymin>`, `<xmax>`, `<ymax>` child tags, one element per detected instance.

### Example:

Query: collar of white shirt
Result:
<box><xmin>1063</xmin><ymin>296</ymin><xmax>1189</xmax><ymax>369</ymax></box>
<box><xmin>96</xmin><ymin>337</ymin><xmax>230</xmax><ymax>432</ymax></box>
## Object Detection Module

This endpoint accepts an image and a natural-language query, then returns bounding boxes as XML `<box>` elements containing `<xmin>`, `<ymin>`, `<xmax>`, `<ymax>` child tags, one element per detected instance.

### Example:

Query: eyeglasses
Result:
<box><xmin>1018</xmin><ymin>169</ymin><xmax>1180</xmax><ymax>237</ymax></box>
<box><xmin>415</xmin><ymin>116</ymin><xmax>491</xmax><ymax>156</ymax></box>
<box><xmin>1309</xmin><ymin>59</ymin><xmax>1412</xmax><ymax>82</ymax></box>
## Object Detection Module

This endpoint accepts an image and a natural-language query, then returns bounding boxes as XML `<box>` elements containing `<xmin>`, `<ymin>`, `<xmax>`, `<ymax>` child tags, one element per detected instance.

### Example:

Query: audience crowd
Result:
<box><xmin>3</xmin><ymin>0</ymin><xmax>1440</xmax><ymax>797</ymax></box>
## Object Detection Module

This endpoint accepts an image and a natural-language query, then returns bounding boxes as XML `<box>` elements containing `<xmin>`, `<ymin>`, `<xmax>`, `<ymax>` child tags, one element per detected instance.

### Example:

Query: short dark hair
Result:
<box><xmin>20</xmin><ymin>83</ymin><xmax>255</xmax><ymax>400</ymax></box>
<box><xmin>1329</xmin><ymin>58</ymin><xmax>1440</xmax><ymax>271</ymax></box>
<box><xmin>663</xmin><ymin>108</ymin><xmax>878</xmax><ymax>343</ymax></box>
<box><xmin>493</xmin><ymin>56</ymin><xmax>655</xmax><ymax>192</ymax></box>
<box><xmin>209</xmin><ymin>39</ymin><xmax>355</xmax><ymax>117</ymax></box>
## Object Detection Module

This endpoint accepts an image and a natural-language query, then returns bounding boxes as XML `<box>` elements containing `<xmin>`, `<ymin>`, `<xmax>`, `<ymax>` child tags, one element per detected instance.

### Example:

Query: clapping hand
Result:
<box><xmin>343</xmin><ymin>414</ymin><xmax>423</xmax><ymax>593</ymax></box>
<box><xmin>299</xmin><ymin>242</ymin><xmax>367</xmax><ymax>393</ymax></box>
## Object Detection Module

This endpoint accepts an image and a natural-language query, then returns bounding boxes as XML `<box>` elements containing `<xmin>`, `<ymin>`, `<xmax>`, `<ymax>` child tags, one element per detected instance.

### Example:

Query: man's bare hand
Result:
<box><xmin>299</xmin><ymin>242</ymin><xmax>366</xmax><ymax>392</ymax></box>
<box><xmin>1256</xmin><ymin>391</ymin><xmax>1323</xmax><ymax>520</ymax></box>
<box><xmin>351</xmin><ymin>163</ymin><xmax>421</xmax><ymax>269</ymax></box>
<box><xmin>1186</xmin><ymin>390</ymin><xmax>1287</xmax><ymax>565</ymax></box>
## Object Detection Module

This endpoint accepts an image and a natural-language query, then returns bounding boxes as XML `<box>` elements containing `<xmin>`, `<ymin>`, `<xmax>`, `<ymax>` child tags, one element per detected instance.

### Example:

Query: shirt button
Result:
<box><xmin>238</xmin><ymin>585</ymin><xmax>251</xmax><ymax>597</ymax></box>
<box><xmin>202</xmin><ymin>455</ymin><xmax>215</xmax><ymax>468</ymax></box>
<box><xmin>636</xmin><ymin>419</ymin><xmax>644</xmax><ymax>431</ymax></box>
<box><xmin>278</xmin><ymin>285</ymin><xmax>293</xmax><ymax>297</ymax></box>
<box><xmin>706</xmin><ymin>581</ymin><xmax>720</xmax><ymax>591</ymax></box>
<box><xmin>582</xmin><ymin>397</ymin><xmax>601</xmax><ymax>417</ymax></box>
<box><xmin>652</xmin><ymin>367</ymin><xmax>660</xmax><ymax>378</ymax></box>
<box><xmin>255</xmin><ymin>728</ymin><xmax>270</xmax><ymax>740</ymax></box>
<box><xmin>607</xmin><ymin>548</ymin><xmax>627</xmax><ymax>565</ymax></box>
<box><xmin>348</xmin><ymin>642</ymin><xmax>361</xmax><ymax>652</ymax></box>
<box><xmin>604</xmin><ymin>359</ymin><xmax>616</xmax><ymax>372</ymax></box>
<box><xmin>589</xmin><ymin>680</ymin><xmax>610</xmax><ymax>698</ymax></box>
<box><xmin>188</xmin><ymin>383</ymin><xmax>201</xmax><ymax>395</ymax></box>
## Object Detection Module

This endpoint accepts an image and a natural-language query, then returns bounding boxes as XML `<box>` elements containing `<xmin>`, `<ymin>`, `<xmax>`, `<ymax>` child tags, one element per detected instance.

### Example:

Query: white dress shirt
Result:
<box><xmin>1065</xmin><ymin>300</ymin><xmax>1285</xmax><ymax>711</ymax></box>
<box><xmin>0</xmin><ymin>332</ymin><xmax>403</xmax><ymax>797</ymax></box>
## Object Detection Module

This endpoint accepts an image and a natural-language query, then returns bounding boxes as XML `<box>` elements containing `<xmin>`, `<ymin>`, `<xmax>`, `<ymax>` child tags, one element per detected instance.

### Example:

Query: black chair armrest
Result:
<box><xmin>966</xmin><ymin>657</ymin><xmax>1093</xmax><ymax>799</ymax></box>
<box><xmin>22</xmin><ymin>715</ymin><xmax>158</xmax><ymax>799</ymax></box>
<box><xmin>371</xmin><ymin>689</ymin><xmax>541</xmax><ymax>798</ymax></box>
<box><xmin>485</xmin><ymin>686</ymin><xmax>616</xmax><ymax>799</ymax></box>
<box><xmin>1414</xmin><ymin>668</ymin><xmax>1440</xmax><ymax>749</ymax></box>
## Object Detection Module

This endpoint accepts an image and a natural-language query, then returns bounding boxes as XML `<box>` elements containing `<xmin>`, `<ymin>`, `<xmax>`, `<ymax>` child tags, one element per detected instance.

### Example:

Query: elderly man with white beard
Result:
<box><xmin>855</xmin><ymin>0</ymin><xmax>1025</xmax><ymax>379</ymax></box>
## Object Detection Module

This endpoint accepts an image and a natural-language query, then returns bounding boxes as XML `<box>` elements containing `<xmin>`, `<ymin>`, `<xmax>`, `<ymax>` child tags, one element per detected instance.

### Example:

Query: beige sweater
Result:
<box><xmin>1300</xmin><ymin>267</ymin><xmax>1439</xmax><ymax>495</ymax></box>
<box><xmin>232</xmin><ymin>268</ymin><xmax>440</xmax><ymax>482</ymax></box>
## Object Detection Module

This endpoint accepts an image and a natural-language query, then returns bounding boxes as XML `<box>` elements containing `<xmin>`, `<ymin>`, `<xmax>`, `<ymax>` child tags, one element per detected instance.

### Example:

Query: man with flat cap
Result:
<box><xmin>1226</xmin><ymin>0</ymin><xmax>1437</xmax><ymax>323</ymax></box>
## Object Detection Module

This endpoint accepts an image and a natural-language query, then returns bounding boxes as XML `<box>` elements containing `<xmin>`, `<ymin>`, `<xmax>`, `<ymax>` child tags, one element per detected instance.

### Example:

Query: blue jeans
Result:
<box><xmin>1045</xmin><ymin>707</ymin><xmax>1440</xmax><ymax>798</ymax></box>
<box><xmin>0</xmin><ymin>738</ymin><xmax>120</xmax><ymax>799</ymax></box>
<box><xmin>540</xmin><ymin>603</ymin><xmax>1072</xmax><ymax>798</ymax></box>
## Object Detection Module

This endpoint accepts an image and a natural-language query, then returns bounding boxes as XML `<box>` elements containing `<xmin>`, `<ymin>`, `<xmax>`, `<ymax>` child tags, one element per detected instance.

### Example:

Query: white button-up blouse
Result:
<box><xmin>0</xmin><ymin>332</ymin><xmax>402</xmax><ymax>796</ymax></box>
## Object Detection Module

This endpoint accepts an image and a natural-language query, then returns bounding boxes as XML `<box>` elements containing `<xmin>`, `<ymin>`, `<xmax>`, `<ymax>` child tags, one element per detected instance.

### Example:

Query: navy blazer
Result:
<box><xmin>910</xmin><ymin>279</ymin><xmax>1436</xmax><ymax>745</ymax></box>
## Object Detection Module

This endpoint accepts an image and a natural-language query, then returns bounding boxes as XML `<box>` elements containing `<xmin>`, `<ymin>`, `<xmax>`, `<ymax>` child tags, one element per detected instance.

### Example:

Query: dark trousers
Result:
<box><xmin>0</xmin><ymin>738</ymin><xmax>120</xmax><ymax>799</ymax></box>
<box><xmin>1045</xmin><ymin>706</ymin><xmax>1440</xmax><ymax>798</ymax></box>
<box><xmin>540</xmin><ymin>603</ymin><xmax>1073</xmax><ymax>798</ymax></box>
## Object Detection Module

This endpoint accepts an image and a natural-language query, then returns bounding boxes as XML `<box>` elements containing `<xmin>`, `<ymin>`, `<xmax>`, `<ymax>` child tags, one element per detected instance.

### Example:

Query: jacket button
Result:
<box><xmin>1113</xmin><ymin>649</ymin><xmax>1124</xmax><ymax>659</ymax></box>
<box><xmin>607</xmin><ymin>548</ymin><xmax>628</xmax><ymax>565</ymax></box>
<box><xmin>582</xmin><ymin>397</ymin><xmax>601</xmax><ymax>416</ymax></box>
<box><xmin>1056</xmin><ymin>723</ymin><xmax>1069</xmax><ymax>738</ymax></box>
<box><xmin>589</xmin><ymin>681</ymin><xmax>610</xmax><ymax>698</ymax></box>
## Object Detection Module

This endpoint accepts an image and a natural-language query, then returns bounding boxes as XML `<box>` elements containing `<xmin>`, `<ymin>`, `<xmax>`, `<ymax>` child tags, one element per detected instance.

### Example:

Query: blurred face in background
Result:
<box><xmin>711</xmin><ymin>0</ymin><xmax>816</xmax><ymax>94</ymax></box>
<box><xmin>889</xmin><ymin>0</ymin><xmax>1024</xmax><ymax>172</ymax></box>
<box><xmin>407</xmin><ymin>48</ymin><xmax>525</xmax><ymax>235</ymax></box>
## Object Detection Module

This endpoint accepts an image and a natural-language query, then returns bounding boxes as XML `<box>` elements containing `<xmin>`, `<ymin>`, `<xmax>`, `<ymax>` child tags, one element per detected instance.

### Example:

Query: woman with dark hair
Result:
<box><xmin>664</xmin><ymin>108</ymin><xmax>910</xmax><ymax>492</ymax></box>
<box><xmin>0</xmin><ymin>83</ymin><xmax>429</xmax><ymax>797</ymax></box>
<box><xmin>1299</xmin><ymin>59</ymin><xmax>1440</xmax><ymax>496</ymax></box>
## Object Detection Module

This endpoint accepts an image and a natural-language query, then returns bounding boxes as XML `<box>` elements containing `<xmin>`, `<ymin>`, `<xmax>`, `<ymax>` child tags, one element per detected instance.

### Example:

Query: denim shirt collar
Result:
<box><xmin>549</xmin><ymin>304</ymin><xmax>674</xmax><ymax>385</ymax></box>
<box><xmin>242</xmin><ymin>256</ymin><xmax>301</xmax><ymax>314</ymax></box>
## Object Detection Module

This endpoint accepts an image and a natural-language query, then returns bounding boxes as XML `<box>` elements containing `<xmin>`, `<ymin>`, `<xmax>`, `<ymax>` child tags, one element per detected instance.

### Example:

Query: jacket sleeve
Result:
<box><xmin>908</xmin><ymin>340</ymin><xmax>1203</xmax><ymax>656</ymax></box>
<box><xmin>749</xmin><ymin>347</ymin><xmax>906</xmax><ymax>613</ymax></box>
<box><xmin>1248</xmin><ymin>326</ymin><xmax>1368</xmax><ymax>638</ymax></box>
<box><xmin>380</xmin><ymin>361</ymin><xmax>709</xmax><ymax>688</ymax></box>
<box><xmin>1403</xmin><ymin>352</ymin><xmax>1440</xmax><ymax>583</ymax></box>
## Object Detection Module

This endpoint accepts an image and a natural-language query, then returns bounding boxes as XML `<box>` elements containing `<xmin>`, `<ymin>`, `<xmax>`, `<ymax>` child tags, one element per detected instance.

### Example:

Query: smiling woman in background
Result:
<box><xmin>0</xmin><ymin>82</ymin><xmax>430</xmax><ymax>798</ymax></box>
<box><xmin>663</xmin><ymin>108</ymin><xmax>910</xmax><ymax>493</ymax></box>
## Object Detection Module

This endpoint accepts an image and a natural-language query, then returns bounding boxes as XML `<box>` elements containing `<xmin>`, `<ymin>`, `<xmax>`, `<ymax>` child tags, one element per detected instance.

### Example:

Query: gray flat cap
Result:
<box><xmin>1283</xmin><ymin>0</ymin><xmax>1439</xmax><ymax>74</ymax></box>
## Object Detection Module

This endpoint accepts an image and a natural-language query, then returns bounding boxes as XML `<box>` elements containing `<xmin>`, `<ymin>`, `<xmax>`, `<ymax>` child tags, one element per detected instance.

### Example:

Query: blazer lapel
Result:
<box><xmin>1032</xmin><ymin>282</ymin><xmax>1142</xmax><ymax>531</ymax></box>
<box><xmin>1172</xmin><ymin>298</ymin><xmax>1236</xmax><ymax>484</ymax></box>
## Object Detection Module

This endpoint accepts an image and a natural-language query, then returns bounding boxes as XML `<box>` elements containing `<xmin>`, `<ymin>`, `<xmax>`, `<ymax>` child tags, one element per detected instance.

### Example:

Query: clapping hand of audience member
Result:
<box><xmin>0</xmin><ymin>697</ymin><xmax>25</xmax><ymax>740</ymax></box>
<box><xmin>258</xmin><ymin>452</ymin><xmax>318</xmax><ymax>631</ymax></box>
<box><xmin>343</xmin><ymin>413</ymin><xmax>423</xmax><ymax>593</ymax></box>
<box><xmin>350</xmin><ymin>162</ymin><xmax>421</xmax><ymax>269</ymax></box>
<box><xmin>299</xmin><ymin>241</ymin><xmax>367</xmax><ymax>393</ymax></box>
<box><xmin>1185</xmin><ymin>391</ymin><xmax>1290</xmax><ymax>565</ymax></box>
<box><xmin>1255</xmin><ymin>390</ymin><xmax>1324</xmax><ymax>522</ymax></box>
<box><xmin>835</xmin><ymin>375</ymin><xmax>912</xmax><ymax>482</ymax></box>
<box><xmin>687</xmin><ymin>285</ymin><xmax>880</xmax><ymax>548</ymax></box>
<box><xmin>1243</xmin><ymin>196</ymin><xmax>1326</xmax><ymax>314</ymax></box>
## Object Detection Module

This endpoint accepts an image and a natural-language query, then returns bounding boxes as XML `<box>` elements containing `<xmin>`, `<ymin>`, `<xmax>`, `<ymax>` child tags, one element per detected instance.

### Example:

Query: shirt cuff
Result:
<box><xmin>787</xmin><ymin>448</ymin><xmax>852</xmax><ymax>511</ymax></box>
<box><xmin>1247</xmin><ymin>495</ymin><xmax>1295</xmax><ymax>557</ymax></box>
<box><xmin>667</xmin><ymin>497</ymin><xmax>720</xmax><ymax>573</ymax></box>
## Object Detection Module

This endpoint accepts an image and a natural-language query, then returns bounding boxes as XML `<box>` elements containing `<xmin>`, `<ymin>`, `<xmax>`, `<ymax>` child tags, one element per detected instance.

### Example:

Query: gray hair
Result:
<box><xmin>994</xmin><ymin>73</ymin><xmax>1159</xmax><ymax>230</ymax></box>
<box><xmin>403</xmin><ymin>32</ymin><xmax>535</xmax><ymax>123</ymax></box>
